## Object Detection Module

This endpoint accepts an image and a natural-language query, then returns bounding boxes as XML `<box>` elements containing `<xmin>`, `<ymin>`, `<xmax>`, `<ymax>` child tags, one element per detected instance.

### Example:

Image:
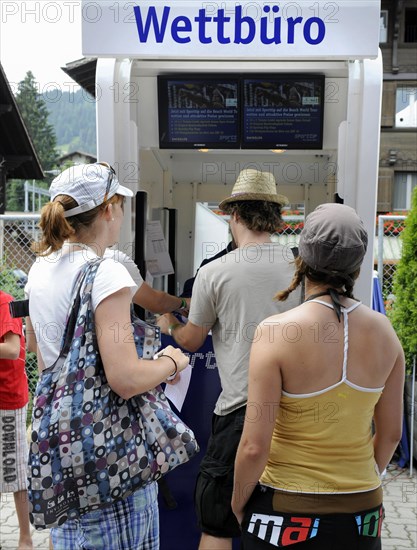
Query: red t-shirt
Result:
<box><xmin>0</xmin><ymin>291</ymin><xmax>28</xmax><ymax>409</ymax></box>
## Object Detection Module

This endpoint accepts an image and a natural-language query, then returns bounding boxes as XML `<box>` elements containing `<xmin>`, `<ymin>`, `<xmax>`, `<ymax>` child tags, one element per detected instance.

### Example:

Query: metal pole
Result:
<box><xmin>24</xmin><ymin>181</ymin><xmax>29</xmax><ymax>212</ymax></box>
<box><xmin>377</xmin><ymin>215</ymin><xmax>384</xmax><ymax>286</ymax></box>
<box><xmin>24</xmin><ymin>181</ymin><xmax>29</xmax><ymax>233</ymax></box>
<box><xmin>410</xmin><ymin>356</ymin><xmax>415</xmax><ymax>478</ymax></box>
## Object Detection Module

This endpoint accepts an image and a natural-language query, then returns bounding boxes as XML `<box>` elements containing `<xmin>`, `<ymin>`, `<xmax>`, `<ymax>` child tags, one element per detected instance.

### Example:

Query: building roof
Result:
<box><xmin>0</xmin><ymin>63</ymin><xmax>44</xmax><ymax>179</ymax></box>
<box><xmin>61</xmin><ymin>58</ymin><xmax>97</xmax><ymax>98</ymax></box>
<box><xmin>58</xmin><ymin>150</ymin><xmax>97</xmax><ymax>164</ymax></box>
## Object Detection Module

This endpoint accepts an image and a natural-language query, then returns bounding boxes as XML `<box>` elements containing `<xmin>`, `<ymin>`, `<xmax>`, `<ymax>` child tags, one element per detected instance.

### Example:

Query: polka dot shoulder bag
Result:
<box><xmin>28</xmin><ymin>258</ymin><xmax>199</xmax><ymax>530</ymax></box>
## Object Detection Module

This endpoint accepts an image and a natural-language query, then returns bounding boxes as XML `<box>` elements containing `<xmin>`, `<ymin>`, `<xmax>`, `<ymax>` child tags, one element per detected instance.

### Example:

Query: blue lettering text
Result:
<box><xmin>132</xmin><ymin>5</ymin><xmax>326</xmax><ymax>48</ymax></box>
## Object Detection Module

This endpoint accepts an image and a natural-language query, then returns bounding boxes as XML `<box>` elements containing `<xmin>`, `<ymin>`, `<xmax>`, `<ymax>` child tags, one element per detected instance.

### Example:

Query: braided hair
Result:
<box><xmin>275</xmin><ymin>256</ymin><xmax>359</xmax><ymax>302</ymax></box>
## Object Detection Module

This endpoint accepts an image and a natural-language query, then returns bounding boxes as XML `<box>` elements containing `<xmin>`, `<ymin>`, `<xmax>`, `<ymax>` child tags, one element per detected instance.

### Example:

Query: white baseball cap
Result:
<box><xmin>50</xmin><ymin>162</ymin><xmax>134</xmax><ymax>218</ymax></box>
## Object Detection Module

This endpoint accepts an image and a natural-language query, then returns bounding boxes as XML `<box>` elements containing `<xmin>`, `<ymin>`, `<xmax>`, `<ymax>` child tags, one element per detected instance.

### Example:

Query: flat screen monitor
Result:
<box><xmin>158</xmin><ymin>75</ymin><xmax>240</xmax><ymax>149</ymax></box>
<box><xmin>241</xmin><ymin>75</ymin><xmax>325</xmax><ymax>150</ymax></box>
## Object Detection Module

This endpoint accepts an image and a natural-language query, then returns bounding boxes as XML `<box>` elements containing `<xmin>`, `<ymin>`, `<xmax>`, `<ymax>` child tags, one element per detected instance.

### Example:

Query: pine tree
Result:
<box><xmin>389</xmin><ymin>186</ymin><xmax>417</xmax><ymax>373</ymax></box>
<box><xmin>15</xmin><ymin>71</ymin><xmax>58</xmax><ymax>171</ymax></box>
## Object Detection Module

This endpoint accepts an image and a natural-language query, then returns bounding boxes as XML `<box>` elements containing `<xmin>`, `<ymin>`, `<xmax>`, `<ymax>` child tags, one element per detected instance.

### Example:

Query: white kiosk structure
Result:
<box><xmin>82</xmin><ymin>0</ymin><xmax>382</xmax><ymax>304</ymax></box>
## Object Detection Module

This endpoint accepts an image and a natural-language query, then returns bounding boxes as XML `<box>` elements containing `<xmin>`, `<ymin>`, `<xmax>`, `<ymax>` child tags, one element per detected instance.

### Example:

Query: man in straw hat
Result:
<box><xmin>157</xmin><ymin>168</ymin><xmax>300</xmax><ymax>549</ymax></box>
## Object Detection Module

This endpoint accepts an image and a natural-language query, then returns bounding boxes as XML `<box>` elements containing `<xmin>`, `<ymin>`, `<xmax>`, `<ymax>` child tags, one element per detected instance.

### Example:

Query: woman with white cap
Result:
<box><xmin>231</xmin><ymin>203</ymin><xmax>405</xmax><ymax>549</ymax></box>
<box><xmin>25</xmin><ymin>162</ymin><xmax>189</xmax><ymax>549</ymax></box>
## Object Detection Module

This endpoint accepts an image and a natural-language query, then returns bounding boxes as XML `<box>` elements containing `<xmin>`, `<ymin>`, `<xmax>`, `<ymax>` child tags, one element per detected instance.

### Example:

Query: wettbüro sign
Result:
<box><xmin>82</xmin><ymin>1</ymin><xmax>380</xmax><ymax>60</ymax></box>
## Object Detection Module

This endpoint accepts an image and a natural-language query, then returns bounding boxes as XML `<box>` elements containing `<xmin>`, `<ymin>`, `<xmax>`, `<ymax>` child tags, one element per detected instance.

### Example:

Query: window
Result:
<box><xmin>404</xmin><ymin>8</ymin><xmax>417</xmax><ymax>42</ymax></box>
<box><xmin>395</xmin><ymin>86</ymin><xmax>417</xmax><ymax>127</ymax></box>
<box><xmin>393</xmin><ymin>172</ymin><xmax>417</xmax><ymax>210</ymax></box>
<box><xmin>380</xmin><ymin>10</ymin><xmax>388</xmax><ymax>43</ymax></box>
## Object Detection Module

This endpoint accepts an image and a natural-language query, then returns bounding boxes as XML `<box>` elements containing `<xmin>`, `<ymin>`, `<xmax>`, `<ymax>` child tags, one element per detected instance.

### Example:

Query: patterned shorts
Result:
<box><xmin>50</xmin><ymin>482</ymin><xmax>159</xmax><ymax>550</ymax></box>
<box><xmin>0</xmin><ymin>405</ymin><xmax>29</xmax><ymax>493</ymax></box>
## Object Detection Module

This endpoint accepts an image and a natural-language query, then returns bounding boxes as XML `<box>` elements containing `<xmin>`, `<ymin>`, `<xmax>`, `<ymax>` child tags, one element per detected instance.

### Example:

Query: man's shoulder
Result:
<box><xmin>229</xmin><ymin>243</ymin><xmax>295</xmax><ymax>267</ymax></box>
<box><xmin>200</xmin><ymin>243</ymin><xmax>293</xmax><ymax>269</ymax></box>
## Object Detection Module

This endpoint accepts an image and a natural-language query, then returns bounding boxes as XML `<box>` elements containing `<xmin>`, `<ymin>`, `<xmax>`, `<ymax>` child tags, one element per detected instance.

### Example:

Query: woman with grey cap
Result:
<box><xmin>232</xmin><ymin>203</ymin><xmax>405</xmax><ymax>549</ymax></box>
<box><xmin>25</xmin><ymin>163</ymin><xmax>189</xmax><ymax>549</ymax></box>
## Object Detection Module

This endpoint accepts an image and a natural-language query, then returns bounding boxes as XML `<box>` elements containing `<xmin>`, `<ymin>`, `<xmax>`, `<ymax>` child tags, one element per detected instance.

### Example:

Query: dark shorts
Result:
<box><xmin>241</xmin><ymin>485</ymin><xmax>383</xmax><ymax>550</ymax></box>
<box><xmin>194</xmin><ymin>406</ymin><xmax>246</xmax><ymax>538</ymax></box>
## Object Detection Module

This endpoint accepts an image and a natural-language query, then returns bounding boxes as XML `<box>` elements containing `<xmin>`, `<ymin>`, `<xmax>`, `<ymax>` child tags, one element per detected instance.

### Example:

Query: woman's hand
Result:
<box><xmin>159</xmin><ymin>345</ymin><xmax>189</xmax><ymax>372</ymax></box>
<box><xmin>165</xmin><ymin>373</ymin><xmax>181</xmax><ymax>386</ymax></box>
<box><xmin>157</xmin><ymin>344</ymin><xmax>189</xmax><ymax>383</ymax></box>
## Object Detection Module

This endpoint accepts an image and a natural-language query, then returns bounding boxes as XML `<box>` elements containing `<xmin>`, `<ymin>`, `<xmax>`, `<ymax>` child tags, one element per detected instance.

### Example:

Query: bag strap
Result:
<box><xmin>60</xmin><ymin>257</ymin><xmax>105</xmax><ymax>357</ymax></box>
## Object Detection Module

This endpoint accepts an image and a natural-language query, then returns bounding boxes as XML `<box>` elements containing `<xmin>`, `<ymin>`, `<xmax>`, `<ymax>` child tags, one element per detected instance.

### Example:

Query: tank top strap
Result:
<box><xmin>342</xmin><ymin>301</ymin><xmax>362</xmax><ymax>377</ymax></box>
<box><xmin>304</xmin><ymin>299</ymin><xmax>362</xmax><ymax>380</ymax></box>
<box><xmin>343</xmin><ymin>301</ymin><xmax>362</xmax><ymax>314</ymax></box>
<box><xmin>341</xmin><ymin>308</ymin><xmax>349</xmax><ymax>379</ymax></box>
<box><xmin>305</xmin><ymin>298</ymin><xmax>334</xmax><ymax>309</ymax></box>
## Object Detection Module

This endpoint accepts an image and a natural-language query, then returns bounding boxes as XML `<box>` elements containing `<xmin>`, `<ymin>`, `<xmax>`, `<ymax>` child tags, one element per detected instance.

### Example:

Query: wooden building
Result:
<box><xmin>58</xmin><ymin>150</ymin><xmax>97</xmax><ymax>167</ymax></box>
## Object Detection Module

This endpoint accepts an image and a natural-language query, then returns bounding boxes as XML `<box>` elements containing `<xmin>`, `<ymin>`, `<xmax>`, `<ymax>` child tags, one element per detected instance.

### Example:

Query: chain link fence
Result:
<box><xmin>0</xmin><ymin>214</ymin><xmax>41</xmax><ymax>419</ymax></box>
<box><xmin>376</xmin><ymin>215</ymin><xmax>406</xmax><ymax>306</ymax></box>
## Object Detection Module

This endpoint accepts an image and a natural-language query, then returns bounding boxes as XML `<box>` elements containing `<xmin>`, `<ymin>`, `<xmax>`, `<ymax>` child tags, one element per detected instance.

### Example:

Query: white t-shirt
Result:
<box><xmin>105</xmin><ymin>248</ymin><xmax>144</xmax><ymax>287</ymax></box>
<box><xmin>25</xmin><ymin>248</ymin><xmax>141</xmax><ymax>368</ymax></box>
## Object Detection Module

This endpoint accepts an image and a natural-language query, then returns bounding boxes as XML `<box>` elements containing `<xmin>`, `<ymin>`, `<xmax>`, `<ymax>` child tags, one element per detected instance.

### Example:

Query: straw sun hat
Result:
<box><xmin>219</xmin><ymin>169</ymin><xmax>288</xmax><ymax>211</ymax></box>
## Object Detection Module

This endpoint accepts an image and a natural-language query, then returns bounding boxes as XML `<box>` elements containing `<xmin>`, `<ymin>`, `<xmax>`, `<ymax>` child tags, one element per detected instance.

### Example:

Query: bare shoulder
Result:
<box><xmin>358</xmin><ymin>304</ymin><xmax>397</xmax><ymax>331</ymax></box>
<box><xmin>260</xmin><ymin>302</ymin><xmax>306</xmax><ymax>326</ymax></box>
<box><xmin>355</xmin><ymin>304</ymin><xmax>402</xmax><ymax>349</ymax></box>
<box><xmin>257</xmin><ymin>304</ymin><xmax>308</xmax><ymax>341</ymax></box>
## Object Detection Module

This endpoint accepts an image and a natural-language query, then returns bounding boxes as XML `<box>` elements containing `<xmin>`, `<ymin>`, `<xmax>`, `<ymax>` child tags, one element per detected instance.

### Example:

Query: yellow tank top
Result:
<box><xmin>260</xmin><ymin>300</ymin><xmax>383</xmax><ymax>494</ymax></box>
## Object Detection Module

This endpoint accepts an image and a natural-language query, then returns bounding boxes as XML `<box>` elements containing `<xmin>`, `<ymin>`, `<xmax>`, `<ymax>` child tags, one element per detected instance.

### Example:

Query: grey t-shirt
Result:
<box><xmin>189</xmin><ymin>244</ymin><xmax>300</xmax><ymax>415</ymax></box>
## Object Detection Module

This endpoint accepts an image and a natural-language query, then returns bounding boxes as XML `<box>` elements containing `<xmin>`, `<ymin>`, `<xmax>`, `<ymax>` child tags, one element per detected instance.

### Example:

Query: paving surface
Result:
<box><xmin>0</xmin><ymin>464</ymin><xmax>416</xmax><ymax>549</ymax></box>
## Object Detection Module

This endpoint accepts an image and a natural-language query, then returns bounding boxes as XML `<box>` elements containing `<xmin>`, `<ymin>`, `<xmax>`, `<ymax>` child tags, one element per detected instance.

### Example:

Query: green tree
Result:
<box><xmin>15</xmin><ymin>71</ymin><xmax>58</xmax><ymax>171</ymax></box>
<box><xmin>389</xmin><ymin>186</ymin><xmax>417</xmax><ymax>373</ymax></box>
<box><xmin>0</xmin><ymin>266</ymin><xmax>25</xmax><ymax>300</ymax></box>
<box><xmin>44</xmin><ymin>88</ymin><xmax>96</xmax><ymax>155</ymax></box>
<box><xmin>6</xmin><ymin>179</ymin><xmax>25</xmax><ymax>212</ymax></box>
<box><xmin>6</xmin><ymin>178</ymin><xmax>50</xmax><ymax>212</ymax></box>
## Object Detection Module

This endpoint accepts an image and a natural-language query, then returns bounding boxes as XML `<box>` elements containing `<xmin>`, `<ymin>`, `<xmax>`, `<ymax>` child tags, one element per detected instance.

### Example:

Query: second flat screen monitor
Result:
<box><xmin>242</xmin><ymin>75</ymin><xmax>325</xmax><ymax>150</ymax></box>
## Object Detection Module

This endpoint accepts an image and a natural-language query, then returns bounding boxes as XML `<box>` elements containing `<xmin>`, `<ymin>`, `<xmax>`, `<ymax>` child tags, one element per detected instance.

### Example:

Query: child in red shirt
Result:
<box><xmin>0</xmin><ymin>290</ymin><xmax>33</xmax><ymax>549</ymax></box>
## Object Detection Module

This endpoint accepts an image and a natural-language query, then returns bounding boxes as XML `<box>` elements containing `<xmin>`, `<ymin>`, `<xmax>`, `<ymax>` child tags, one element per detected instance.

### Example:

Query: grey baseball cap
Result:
<box><xmin>298</xmin><ymin>203</ymin><xmax>368</xmax><ymax>274</ymax></box>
